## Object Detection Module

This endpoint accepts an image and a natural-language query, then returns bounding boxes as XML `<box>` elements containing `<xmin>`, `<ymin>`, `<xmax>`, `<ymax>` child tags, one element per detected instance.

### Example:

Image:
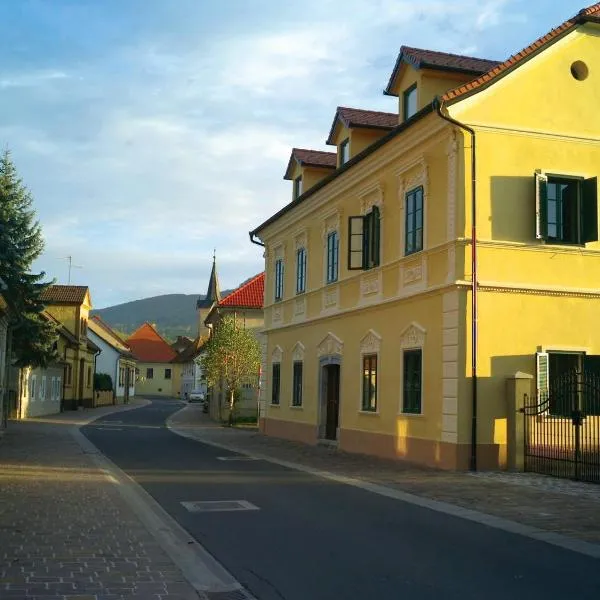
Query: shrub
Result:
<box><xmin>94</xmin><ymin>372</ymin><xmax>113</xmax><ymax>391</ymax></box>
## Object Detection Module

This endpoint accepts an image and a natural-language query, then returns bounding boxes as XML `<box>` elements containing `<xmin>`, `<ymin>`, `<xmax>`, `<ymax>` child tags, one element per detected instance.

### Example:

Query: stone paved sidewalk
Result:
<box><xmin>169</xmin><ymin>405</ymin><xmax>600</xmax><ymax>546</ymax></box>
<box><xmin>0</xmin><ymin>406</ymin><xmax>202</xmax><ymax>600</ymax></box>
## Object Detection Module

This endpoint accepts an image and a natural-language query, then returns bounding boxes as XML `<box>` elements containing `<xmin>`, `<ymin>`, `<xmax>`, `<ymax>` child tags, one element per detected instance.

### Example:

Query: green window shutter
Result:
<box><xmin>373</xmin><ymin>206</ymin><xmax>381</xmax><ymax>266</ymax></box>
<box><xmin>535</xmin><ymin>171</ymin><xmax>548</xmax><ymax>240</ymax></box>
<box><xmin>536</xmin><ymin>352</ymin><xmax>549</xmax><ymax>403</ymax></box>
<box><xmin>582</xmin><ymin>177</ymin><xmax>598</xmax><ymax>243</ymax></box>
<box><xmin>348</xmin><ymin>216</ymin><xmax>364</xmax><ymax>270</ymax></box>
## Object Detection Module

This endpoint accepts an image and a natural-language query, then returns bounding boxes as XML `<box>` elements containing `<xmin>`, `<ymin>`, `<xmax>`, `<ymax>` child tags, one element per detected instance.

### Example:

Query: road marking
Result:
<box><xmin>95</xmin><ymin>427</ymin><xmax>123</xmax><ymax>431</ymax></box>
<box><xmin>216</xmin><ymin>456</ymin><xmax>261</xmax><ymax>462</ymax></box>
<box><xmin>181</xmin><ymin>500</ymin><xmax>260</xmax><ymax>513</ymax></box>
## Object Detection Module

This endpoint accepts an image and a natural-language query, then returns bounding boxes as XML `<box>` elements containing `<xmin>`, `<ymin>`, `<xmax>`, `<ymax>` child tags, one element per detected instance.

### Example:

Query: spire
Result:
<box><xmin>197</xmin><ymin>252</ymin><xmax>221</xmax><ymax>309</ymax></box>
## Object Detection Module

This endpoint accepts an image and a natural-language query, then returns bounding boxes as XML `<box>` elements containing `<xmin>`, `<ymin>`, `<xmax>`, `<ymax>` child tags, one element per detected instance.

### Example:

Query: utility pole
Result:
<box><xmin>58</xmin><ymin>256</ymin><xmax>83</xmax><ymax>284</ymax></box>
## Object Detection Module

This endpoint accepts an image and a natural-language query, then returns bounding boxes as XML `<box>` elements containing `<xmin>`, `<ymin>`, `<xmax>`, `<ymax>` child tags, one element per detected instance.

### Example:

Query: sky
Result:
<box><xmin>0</xmin><ymin>0</ymin><xmax>589</xmax><ymax>308</ymax></box>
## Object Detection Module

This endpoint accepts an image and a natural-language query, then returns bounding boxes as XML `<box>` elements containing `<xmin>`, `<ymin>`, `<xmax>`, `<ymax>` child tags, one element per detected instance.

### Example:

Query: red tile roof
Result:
<box><xmin>384</xmin><ymin>46</ymin><xmax>499</xmax><ymax>96</ymax></box>
<box><xmin>326</xmin><ymin>107</ymin><xmax>398</xmax><ymax>145</ymax></box>
<box><xmin>284</xmin><ymin>148</ymin><xmax>337</xmax><ymax>180</ymax></box>
<box><xmin>40</xmin><ymin>285</ymin><xmax>89</xmax><ymax>305</ymax></box>
<box><xmin>126</xmin><ymin>322</ymin><xmax>177</xmax><ymax>363</ymax></box>
<box><xmin>218</xmin><ymin>273</ymin><xmax>264</xmax><ymax>309</ymax></box>
<box><xmin>444</xmin><ymin>4</ymin><xmax>600</xmax><ymax>103</ymax></box>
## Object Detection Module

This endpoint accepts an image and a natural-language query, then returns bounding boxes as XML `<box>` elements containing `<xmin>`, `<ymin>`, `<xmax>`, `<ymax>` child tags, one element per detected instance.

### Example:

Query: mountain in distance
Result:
<box><xmin>91</xmin><ymin>292</ymin><xmax>231</xmax><ymax>342</ymax></box>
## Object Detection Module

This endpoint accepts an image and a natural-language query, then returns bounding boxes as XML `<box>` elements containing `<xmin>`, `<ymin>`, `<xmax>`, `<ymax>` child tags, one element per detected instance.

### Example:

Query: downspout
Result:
<box><xmin>249</xmin><ymin>232</ymin><xmax>265</xmax><ymax>248</ymax></box>
<box><xmin>434</xmin><ymin>97</ymin><xmax>478</xmax><ymax>472</ymax></box>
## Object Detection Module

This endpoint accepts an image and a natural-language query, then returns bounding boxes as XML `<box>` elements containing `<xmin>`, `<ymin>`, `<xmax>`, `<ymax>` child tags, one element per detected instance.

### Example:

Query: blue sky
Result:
<box><xmin>0</xmin><ymin>0</ymin><xmax>589</xmax><ymax>308</ymax></box>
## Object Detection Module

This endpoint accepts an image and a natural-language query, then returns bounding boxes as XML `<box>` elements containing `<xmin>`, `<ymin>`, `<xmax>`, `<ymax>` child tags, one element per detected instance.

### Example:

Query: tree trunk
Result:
<box><xmin>228</xmin><ymin>389</ymin><xmax>235</xmax><ymax>427</ymax></box>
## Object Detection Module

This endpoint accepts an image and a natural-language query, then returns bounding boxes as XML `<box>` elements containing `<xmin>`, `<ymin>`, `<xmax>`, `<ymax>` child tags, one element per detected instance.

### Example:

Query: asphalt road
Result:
<box><xmin>82</xmin><ymin>399</ymin><xmax>600</xmax><ymax>600</ymax></box>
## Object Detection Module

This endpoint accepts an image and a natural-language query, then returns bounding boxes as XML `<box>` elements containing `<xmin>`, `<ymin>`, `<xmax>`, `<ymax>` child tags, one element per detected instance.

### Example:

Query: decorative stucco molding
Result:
<box><xmin>292</xmin><ymin>342</ymin><xmax>305</xmax><ymax>362</ymax></box>
<box><xmin>400</xmin><ymin>322</ymin><xmax>426</xmax><ymax>349</ymax></box>
<box><xmin>360</xmin><ymin>329</ymin><xmax>382</xmax><ymax>354</ymax></box>
<box><xmin>271</xmin><ymin>345</ymin><xmax>283</xmax><ymax>363</ymax></box>
<box><xmin>321</xmin><ymin>208</ymin><xmax>342</xmax><ymax>240</ymax></box>
<box><xmin>317</xmin><ymin>332</ymin><xmax>343</xmax><ymax>357</ymax></box>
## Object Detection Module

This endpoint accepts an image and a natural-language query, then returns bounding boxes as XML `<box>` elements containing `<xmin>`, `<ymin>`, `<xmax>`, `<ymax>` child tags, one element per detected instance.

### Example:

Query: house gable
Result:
<box><xmin>450</xmin><ymin>24</ymin><xmax>600</xmax><ymax>138</ymax></box>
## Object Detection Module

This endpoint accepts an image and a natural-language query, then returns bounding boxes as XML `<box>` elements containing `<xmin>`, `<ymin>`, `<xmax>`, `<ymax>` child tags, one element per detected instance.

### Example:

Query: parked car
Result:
<box><xmin>188</xmin><ymin>389</ymin><xmax>205</xmax><ymax>402</ymax></box>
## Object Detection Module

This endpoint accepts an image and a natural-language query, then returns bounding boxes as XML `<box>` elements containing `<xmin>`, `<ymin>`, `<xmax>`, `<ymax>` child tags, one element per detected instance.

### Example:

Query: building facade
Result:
<box><xmin>127</xmin><ymin>323</ymin><xmax>178</xmax><ymax>397</ymax></box>
<box><xmin>39</xmin><ymin>285</ymin><xmax>99</xmax><ymax>410</ymax></box>
<box><xmin>250</xmin><ymin>5</ymin><xmax>600</xmax><ymax>470</ymax></box>
<box><xmin>89</xmin><ymin>316</ymin><xmax>136</xmax><ymax>404</ymax></box>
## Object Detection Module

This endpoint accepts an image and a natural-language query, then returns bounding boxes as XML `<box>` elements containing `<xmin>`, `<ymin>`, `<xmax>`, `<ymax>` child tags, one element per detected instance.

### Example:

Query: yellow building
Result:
<box><xmin>40</xmin><ymin>285</ymin><xmax>99</xmax><ymax>410</ymax></box>
<box><xmin>250</xmin><ymin>5</ymin><xmax>600</xmax><ymax>472</ymax></box>
<box><xmin>127</xmin><ymin>323</ymin><xmax>179</xmax><ymax>397</ymax></box>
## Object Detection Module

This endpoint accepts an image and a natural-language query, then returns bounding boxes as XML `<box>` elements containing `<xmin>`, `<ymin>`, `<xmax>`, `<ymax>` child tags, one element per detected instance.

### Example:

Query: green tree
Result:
<box><xmin>201</xmin><ymin>314</ymin><xmax>261</xmax><ymax>425</ymax></box>
<box><xmin>0</xmin><ymin>150</ymin><xmax>57</xmax><ymax>367</ymax></box>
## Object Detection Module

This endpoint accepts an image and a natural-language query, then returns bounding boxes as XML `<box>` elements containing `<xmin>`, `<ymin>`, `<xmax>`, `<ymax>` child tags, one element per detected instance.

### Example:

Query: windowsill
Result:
<box><xmin>274</xmin><ymin>298</ymin><xmax>283</xmax><ymax>303</ymax></box>
<box><xmin>398</xmin><ymin>411</ymin><xmax>424</xmax><ymax>417</ymax></box>
<box><xmin>290</xmin><ymin>405</ymin><xmax>303</xmax><ymax>410</ymax></box>
<box><xmin>295</xmin><ymin>290</ymin><xmax>305</xmax><ymax>296</ymax></box>
<box><xmin>270</xmin><ymin>403</ymin><xmax>281</xmax><ymax>408</ymax></box>
<box><xmin>358</xmin><ymin>409</ymin><xmax>379</xmax><ymax>416</ymax></box>
<box><xmin>404</xmin><ymin>249</ymin><xmax>423</xmax><ymax>258</ymax></box>
<box><xmin>325</xmin><ymin>280</ymin><xmax>338</xmax><ymax>286</ymax></box>
<box><xmin>542</xmin><ymin>239</ymin><xmax>585</xmax><ymax>247</ymax></box>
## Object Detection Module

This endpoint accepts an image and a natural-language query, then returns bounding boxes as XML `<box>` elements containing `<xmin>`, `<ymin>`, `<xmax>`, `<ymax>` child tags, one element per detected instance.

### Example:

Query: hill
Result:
<box><xmin>91</xmin><ymin>293</ymin><xmax>225</xmax><ymax>342</ymax></box>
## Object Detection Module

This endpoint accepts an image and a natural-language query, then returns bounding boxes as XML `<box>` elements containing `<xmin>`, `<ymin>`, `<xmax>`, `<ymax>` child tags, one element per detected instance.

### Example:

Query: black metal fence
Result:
<box><xmin>523</xmin><ymin>370</ymin><xmax>600</xmax><ymax>483</ymax></box>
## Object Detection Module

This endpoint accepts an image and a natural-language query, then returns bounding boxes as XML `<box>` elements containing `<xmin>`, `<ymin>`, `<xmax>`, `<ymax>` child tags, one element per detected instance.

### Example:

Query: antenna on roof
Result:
<box><xmin>58</xmin><ymin>255</ymin><xmax>83</xmax><ymax>284</ymax></box>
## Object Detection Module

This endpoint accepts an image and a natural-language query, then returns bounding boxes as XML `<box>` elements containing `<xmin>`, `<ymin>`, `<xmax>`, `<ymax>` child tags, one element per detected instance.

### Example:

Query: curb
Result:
<box><xmin>72</xmin><ymin>401</ymin><xmax>255</xmax><ymax>599</ymax></box>
<box><xmin>167</xmin><ymin>405</ymin><xmax>600</xmax><ymax>561</ymax></box>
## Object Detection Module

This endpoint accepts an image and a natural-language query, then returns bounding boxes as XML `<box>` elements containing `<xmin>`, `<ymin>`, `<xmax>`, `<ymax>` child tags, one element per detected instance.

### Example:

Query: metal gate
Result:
<box><xmin>523</xmin><ymin>370</ymin><xmax>600</xmax><ymax>483</ymax></box>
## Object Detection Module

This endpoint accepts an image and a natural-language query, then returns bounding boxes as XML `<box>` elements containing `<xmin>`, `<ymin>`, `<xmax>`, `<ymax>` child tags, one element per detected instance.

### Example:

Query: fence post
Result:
<box><xmin>506</xmin><ymin>372</ymin><xmax>533</xmax><ymax>472</ymax></box>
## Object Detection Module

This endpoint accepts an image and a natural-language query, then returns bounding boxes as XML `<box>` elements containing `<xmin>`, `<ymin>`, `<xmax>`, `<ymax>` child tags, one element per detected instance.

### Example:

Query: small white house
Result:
<box><xmin>88</xmin><ymin>316</ymin><xmax>136</xmax><ymax>403</ymax></box>
<box><xmin>174</xmin><ymin>337</ymin><xmax>208</xmax><ymax>400</ymax></box>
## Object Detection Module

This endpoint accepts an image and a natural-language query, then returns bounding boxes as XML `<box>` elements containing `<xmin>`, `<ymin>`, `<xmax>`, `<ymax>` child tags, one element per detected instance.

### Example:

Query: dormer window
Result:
<box><xmin>293</xmin><ymin>175</ymin><xmax>303</xmax><ymax>199</ymax></box>
<box><xmin>339</xmin><ymin>138</ymin><xmax>350</xmax><ymax>166</ymax></box>
<box><xmin>403</xmin><ymin>84</ymin><xmax>417</xmax><ymax>121</ymax></box>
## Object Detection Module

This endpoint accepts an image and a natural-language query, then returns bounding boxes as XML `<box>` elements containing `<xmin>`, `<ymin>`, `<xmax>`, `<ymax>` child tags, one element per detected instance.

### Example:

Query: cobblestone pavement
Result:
<box><xmin>169</xmin><ymin>405</ymin><xmax>600</xmax><ymax>546</ymax></box>
<box><xmin>0</xmin><ymin>406</ymin><xmax>202</xmax><ymax>600</ymax></box>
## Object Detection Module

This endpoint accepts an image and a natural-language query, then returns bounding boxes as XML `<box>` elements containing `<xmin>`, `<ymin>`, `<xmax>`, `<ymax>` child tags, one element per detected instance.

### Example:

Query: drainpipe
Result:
<box><xmin>249</xmin><ymin>232</ymin><xmax>265</xmax><ymax>248</ymax></box>
<box><xmin>434</xmin><ymin>97</ymin><xmax>478</xmax><ymax>472</ymax></box>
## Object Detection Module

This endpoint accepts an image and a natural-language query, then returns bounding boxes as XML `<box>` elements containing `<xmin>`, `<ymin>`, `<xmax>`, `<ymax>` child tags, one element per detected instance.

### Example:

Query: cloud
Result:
<box><xmin>1</xmin><ymin>0</ymin><xmax>536</xmax><ymax>307</ymax></box>
<box><xmin>0</xmin><ymin>70</ymin><xmax>69</xmax><ymax>89</ymax></box>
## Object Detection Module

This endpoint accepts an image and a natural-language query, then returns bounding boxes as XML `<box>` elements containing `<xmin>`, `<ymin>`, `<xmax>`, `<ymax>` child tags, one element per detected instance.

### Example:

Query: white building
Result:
<box><xmin>88</xmin><ymin>316</ymin><xmax>136</xmax><ymax>403</ymax></box>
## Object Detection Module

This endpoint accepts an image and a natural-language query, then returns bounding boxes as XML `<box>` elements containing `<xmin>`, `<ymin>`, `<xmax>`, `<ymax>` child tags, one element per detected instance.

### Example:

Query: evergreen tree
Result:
<box><xmin>0</xmin><ymin>150</ymin><xmax>57</xmax><ymax>367</ymax></box>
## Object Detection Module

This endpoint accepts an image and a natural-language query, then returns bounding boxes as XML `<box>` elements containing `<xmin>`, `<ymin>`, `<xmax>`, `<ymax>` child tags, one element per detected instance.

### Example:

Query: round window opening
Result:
<box><xmin>571</xmin><ymin>60</ymin><xmax>589</xmax><ymax>81</ymax></box>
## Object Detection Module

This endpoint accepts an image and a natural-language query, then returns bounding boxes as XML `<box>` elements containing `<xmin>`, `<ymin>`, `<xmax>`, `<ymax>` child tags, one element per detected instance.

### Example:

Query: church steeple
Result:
<box><xmin>197</xmin><ymin>252</ymin><xmax>221</xmax><ymax>338</ymax></box>
<box><xmin>197</xmin><ymin>251</ymin><xmax>221</xmax><ymax>310</ymax></box>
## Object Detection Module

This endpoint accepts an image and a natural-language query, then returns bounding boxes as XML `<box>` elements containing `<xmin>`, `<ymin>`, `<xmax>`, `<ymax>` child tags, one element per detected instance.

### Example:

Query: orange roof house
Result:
<box><xmin>127</xmin><ymin>323</ymin><xmax>177</xmax><ymax>363</ymax></box>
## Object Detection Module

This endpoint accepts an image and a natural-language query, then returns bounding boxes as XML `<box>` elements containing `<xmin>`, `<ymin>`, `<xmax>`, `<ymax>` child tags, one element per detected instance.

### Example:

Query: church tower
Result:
<box><xmin>197</xmin><ymin>253</ymin><xmax>221</xmax><ymax>339</ymax></box>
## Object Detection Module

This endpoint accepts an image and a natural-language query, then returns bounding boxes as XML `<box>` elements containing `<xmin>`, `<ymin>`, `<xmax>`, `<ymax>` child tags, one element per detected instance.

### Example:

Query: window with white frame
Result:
<box><xmin>348</xmin><ymin>206</ymin><xmax>381</xmax><ymax>270</ymax></box>
<box><xmin>326</xmin><ymin>231</ymin><xmax>339</xmax><ymax>283</ymax></box>
<box><xmin>40</xmin><ymin>376</ymin><xmax>46</xmax><ymax>401</ymax></box>
<box><xmin>405</xmin><ymin>187</ymin><xmax>424</xmax><ymax>255</ymax></box>
<box><xmin>29</xmin><ymin>374</ymin><xmax>37</xmax><ymax>401</ymax></box>
<box><xmin>271</xmin><ymin>362</ymin><xmax>281</xmax><ymax>405</ymax></box>
<box><xmin>339</xmin><ymin>138</ymin><xmax>350</xmax><ymax>166</ymax></box>
<box><xmin>402</xmin><ymin>349</ymin><xmax>422</xmax><ymax>414</ymax></box>
<box><xmin>292</xmin><ymin>361</ymin><xmax>303</xmax><ymax>406</ymax></box>
<box><xmin>274</xmin><ymin>258</ymin><xmax>284</xmax><ymax>301</ymax></box>
<box><xmin>361</xmin><ymin>355</ymin><xmax>377</xmax><ymax>411</ymax></box>
<box><xmin>296</xmin><ymin>247</ymin><xmax>307</xmax><ymax>294</ymax></box>
<box><xmin>293</xmin><ymin>175</ymin><xmax>303</xmax><ymax>199</ymax></box>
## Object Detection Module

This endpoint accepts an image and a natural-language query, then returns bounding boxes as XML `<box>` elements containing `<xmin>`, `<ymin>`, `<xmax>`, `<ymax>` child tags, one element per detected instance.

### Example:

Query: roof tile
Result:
<box><xmin>326</xmin><ymin>107</ymin><xmax>398</xmax><ymax>145</ymax></box>
<box><xmin>40</xmin><ymin>285</ymin><xmax>89</xmax><ymax>305</ymax></box>
<box><xmin>443</xmin><ymin>4</ymin><xmax>600</xmax><ymax>102</ymax></box>
<box><xmin>218</xmin><ymin>273</ymin><xmax>264</xmax><ymax>309</ymax></box>
<box><xmin>284</xmin><ymin>148</ymin><xmax>337</xmax><ymax>179</ymax></box>
<box><xmin>126</xmin><ymin>322</ymin><xmax>177</xmax><ymax>363</ymax></box>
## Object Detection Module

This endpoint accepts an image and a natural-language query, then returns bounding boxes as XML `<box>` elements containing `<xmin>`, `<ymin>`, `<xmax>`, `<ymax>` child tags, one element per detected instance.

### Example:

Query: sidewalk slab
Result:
<box><xmin>168</xmin><ymin>405</ymin><xmax>600</xmax><ymax>549</ymax></box>
<box><xmin>0</xmin><ymin>405</ymin><xmax>203</xmax><ymax>600</ymax></box>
